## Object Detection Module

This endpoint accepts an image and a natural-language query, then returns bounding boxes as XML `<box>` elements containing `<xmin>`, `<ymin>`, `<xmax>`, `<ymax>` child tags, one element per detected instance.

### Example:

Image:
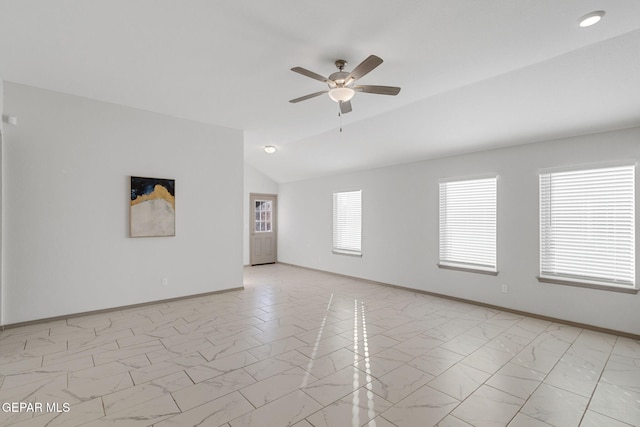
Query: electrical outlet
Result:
<box><xmin>161</xmin><ymin>278</ymin><xmax>169</xmax><ymax>287</ymax></box>
<box><xmin>501</xmin><ymin>284</ymin><xmax>508</xmax><ymax>293</ymax></box>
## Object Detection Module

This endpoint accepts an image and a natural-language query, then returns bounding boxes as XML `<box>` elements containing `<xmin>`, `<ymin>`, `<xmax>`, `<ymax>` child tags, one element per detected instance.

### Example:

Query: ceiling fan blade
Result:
<box><xmin>339</xmin><ymin>100</ymin><xmax>352</xmax><ymax>114</ymax></box>
<box><xmin>291</xmin><ymin>67</ymin><xmax>329</xmax><ymax>83</ymax></box>
<box><xmin>346</xmin><ymin>55</ymin><xmax>383</xmax><ymax>82</ymax></box>
<box><xmin>354</xmin><ymin>85</ymin><xmax>401</xmax><ymax>96</ymax></box>
<box><xmin>289</xmin><ymin>91</ymin><xmax>328</xmax><ymax>103</ymax></box>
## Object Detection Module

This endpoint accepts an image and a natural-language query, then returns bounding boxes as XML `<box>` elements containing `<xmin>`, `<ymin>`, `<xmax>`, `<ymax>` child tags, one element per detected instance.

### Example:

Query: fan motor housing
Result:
<box><xmin>328</xmin><ymin>71</ymin><xmax>350</xmax><ymax>88</ymax></box>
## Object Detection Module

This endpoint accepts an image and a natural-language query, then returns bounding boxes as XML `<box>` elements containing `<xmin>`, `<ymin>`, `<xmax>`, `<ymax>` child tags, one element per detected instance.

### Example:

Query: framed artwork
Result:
<box><xmin>130</xmin><ymin>176</ymin><xmax>175</xmax><ymax>237</ymax></box>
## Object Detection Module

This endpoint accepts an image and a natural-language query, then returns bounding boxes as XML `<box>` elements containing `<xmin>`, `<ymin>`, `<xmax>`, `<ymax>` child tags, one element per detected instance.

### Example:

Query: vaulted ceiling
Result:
<box><xmin>1</xmin><ymin>1</ymin><xmax>639</xmax><ymax>182</ymax></box>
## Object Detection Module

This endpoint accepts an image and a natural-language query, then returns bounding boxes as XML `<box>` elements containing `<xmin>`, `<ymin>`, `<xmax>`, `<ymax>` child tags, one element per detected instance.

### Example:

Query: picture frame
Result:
<box><xmin>130</xmin><ymin>176</ymin><xmax>175</xmax><ymax>237</ymax></box>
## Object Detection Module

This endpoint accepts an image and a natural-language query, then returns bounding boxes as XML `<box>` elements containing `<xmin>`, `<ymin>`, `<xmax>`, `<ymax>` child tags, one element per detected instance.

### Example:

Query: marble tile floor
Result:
<box><xmin>0</xmin><ymin>263</ymin><xmax>639</xmax><ymax>426</ymax></box>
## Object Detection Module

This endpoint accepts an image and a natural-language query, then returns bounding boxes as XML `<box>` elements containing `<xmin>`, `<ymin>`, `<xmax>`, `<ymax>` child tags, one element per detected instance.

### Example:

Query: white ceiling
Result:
<box><xmin>1</xmin><ymin>1</ymin><xmax>639</xmax><ymax>183</ymax></box>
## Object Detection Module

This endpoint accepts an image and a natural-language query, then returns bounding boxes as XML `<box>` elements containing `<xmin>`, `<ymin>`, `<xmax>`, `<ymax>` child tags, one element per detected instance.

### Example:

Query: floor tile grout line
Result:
<box><xmin>1</xmin><ymin>264</ymin><xmax>638</xmax><ymax>426</ymax></box>
<box><xmin>576</xmin><ymin>333</ymin><xmax>620</xmax><ymax>426</ymax></box>
<box><xmin>237</xmin><ymin>387</ymin><xmax>258</xmax><ymax>411</ymax></box>
<box><xmin>501</xmin><ymin>325</ymin><xmax>585</xmax><ymax>425</ymax></box>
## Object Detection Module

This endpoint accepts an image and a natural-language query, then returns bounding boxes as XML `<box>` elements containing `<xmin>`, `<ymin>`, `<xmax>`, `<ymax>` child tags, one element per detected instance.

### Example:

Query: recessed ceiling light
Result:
<box><xmin>579</xmin><ymin>11</ymin><xmax>605</xmax><ymax>27</ymax></box>
<box><xmin>264</xmin><ymin>145</ymin><xmax>276</xmax><ymax>154</ymax></box>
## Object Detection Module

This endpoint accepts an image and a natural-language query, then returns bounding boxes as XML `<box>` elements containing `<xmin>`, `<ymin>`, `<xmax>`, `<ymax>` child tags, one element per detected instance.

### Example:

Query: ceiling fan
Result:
<box><xmin>289</xmin><ymin>55</ymin><xmax>401</xmax><ymax>114</ymax></box>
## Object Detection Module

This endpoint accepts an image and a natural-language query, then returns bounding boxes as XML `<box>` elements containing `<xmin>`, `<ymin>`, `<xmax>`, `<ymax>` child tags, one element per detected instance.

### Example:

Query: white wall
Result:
<box><xmin>243</xmin><ymin>163</ymin><xmax>278</xmax><ymax>265</ymax></box>
<box><xmin>2</xmin><ymin>83</ymin><xmax>244</xmax><ymax>324</ymax></box>
<box><xmin>279</xmin><ymin>127</ymin><xmax>640</xmax><ymax>335</ymax></box>
<box><xmin>0</xmin><ymin>78</ymin><xmax>4</xmax><ymax>325</ymax></box>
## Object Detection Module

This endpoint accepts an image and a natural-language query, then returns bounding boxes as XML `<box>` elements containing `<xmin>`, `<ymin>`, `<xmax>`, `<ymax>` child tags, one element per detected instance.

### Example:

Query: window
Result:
<box><xmin>439</xmin><ymin>177</ymin><xmax>497</xmax><ymax>273</ymax></box>
<box><xmin>254</xmin><ymin>200</ymin><xmax>273</xmax><ymax>232</ymax></box>
<box><xmin>333</xmin><ymin>190</ymin><xmax>362</xmax><ymax>256</ymax></box>
<box><xmin>539</xmin><ymin>164</ymin><xmax>635</xmax><ymax>289</ymax></box>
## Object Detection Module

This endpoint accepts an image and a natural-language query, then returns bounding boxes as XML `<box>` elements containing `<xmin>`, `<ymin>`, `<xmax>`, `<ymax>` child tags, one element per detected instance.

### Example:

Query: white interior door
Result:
<box><xmin>250</xmin><ymin>193</ymin><xmax>277</xmax><ymax>265</ymax></box>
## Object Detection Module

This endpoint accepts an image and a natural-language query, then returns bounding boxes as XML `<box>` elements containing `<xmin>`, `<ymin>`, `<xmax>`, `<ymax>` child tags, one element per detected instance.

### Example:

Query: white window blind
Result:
<box><xmin>540</xmin><ymin>165</ymin><xmax>635</xmax><ymax>288</ymax></box>
<box><xmin>439</xmin><ymin>177</ymin><xmax>497</xmax><ymax>272</ymax></box>
<box><xmin>333</xmin><ymin>190</ymin><xmax>362</xmax><ymax>256</ymax></box>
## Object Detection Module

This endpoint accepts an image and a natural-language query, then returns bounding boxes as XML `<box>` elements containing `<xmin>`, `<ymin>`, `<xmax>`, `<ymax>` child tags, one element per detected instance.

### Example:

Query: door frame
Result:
<box><xmin>249</xmin><ymin>193</ymin><xmax>278</xmax><ymax>266</ymax></box>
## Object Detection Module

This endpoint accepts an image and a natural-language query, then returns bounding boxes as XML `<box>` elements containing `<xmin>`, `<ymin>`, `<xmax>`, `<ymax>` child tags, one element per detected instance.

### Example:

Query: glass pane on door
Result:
<box><xmin>255</xmin><ymin>199</ymin><xmax>272</xmax><ymax>233</ymax></box>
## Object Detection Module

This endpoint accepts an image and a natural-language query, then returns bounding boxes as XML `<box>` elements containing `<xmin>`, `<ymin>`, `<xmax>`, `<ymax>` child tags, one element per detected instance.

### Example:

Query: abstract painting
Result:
<box><xmin>130</xmin><ymin>176</ymin><xmax>175</xmax><ymax>237</ymax></box>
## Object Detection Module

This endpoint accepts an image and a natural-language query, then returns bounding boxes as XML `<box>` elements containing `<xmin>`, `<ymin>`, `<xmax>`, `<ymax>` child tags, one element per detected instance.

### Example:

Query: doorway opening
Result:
<box><xmin>249</xmin><ymin>193</ymin><xmax>277</xmax><ymax>265</ymax></box>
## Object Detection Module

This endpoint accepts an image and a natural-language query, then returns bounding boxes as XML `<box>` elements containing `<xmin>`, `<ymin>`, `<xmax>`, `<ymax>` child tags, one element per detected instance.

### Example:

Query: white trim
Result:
<box><xmin>538</xmin><ymin>160</ymin><xmax>637</xmax><ymax>175</ymax></box>
<box><xmin>332</xmin><ymin>249</ymin><xmax>363</xmax><ymax>257</ymax></box>
<box><xmin>439</xmin><ymin>176</ymin><xmax>497</xmax><ymax>272</ymax></box>
<box><xmin>539</xmin><ymin>164</ymin><xmax>635</xmax><ymax>289</ymax></box>
<box><xmin>332</xmin><ymin>189</ymin><xmax>362</xmax><ymax>256</ymax></box>
<box><xmin>538</xmin><ymin>275</ymin><xmax>638</xmax><ymax>294</ymax></box>
<box><xmin>438</xmin><ymin>173</ymin><xmax>499</xmax><ymax>184</ymax></box>
<box><xmin>438</xmin><ymin>262</ymin><xmax>498</xmax><ymax>275</ymax></box>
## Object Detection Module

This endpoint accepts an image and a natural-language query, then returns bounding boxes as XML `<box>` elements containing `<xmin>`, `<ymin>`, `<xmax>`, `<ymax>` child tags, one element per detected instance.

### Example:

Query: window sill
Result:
<box><xmin>537</xmin><ymin>276</ymin><xmax>638</xmax><ymax>294</ymax></box>
<box><xmin>438</xmin><ymin>263</ymin><xmax>498</xmax><ymax>276</ymax></box>
<box><xmin>332</xmin><ymin>249</ymin><xmax>362</xmax><ymax>257</ymax></box>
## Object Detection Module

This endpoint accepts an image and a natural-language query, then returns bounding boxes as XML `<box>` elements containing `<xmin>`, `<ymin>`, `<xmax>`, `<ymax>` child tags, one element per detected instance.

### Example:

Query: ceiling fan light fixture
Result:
<box><xmin>328</xmin><ymin>87</ymin><xmax>355</xmax><ymax>103</ymax></box>
<box><xmin>578</xmin><ymin>11</ymin><xmax>605</xmax><ymax>27</ymax></box>
<box><xmin>290</xmin><ymin>55</ymin><xmax>399</xmax><ymax>114</ymax></box>
<box><xmin>264</xmin><ymin>145</ymin><xmax>276</xmax><ymax>154</ymax></box>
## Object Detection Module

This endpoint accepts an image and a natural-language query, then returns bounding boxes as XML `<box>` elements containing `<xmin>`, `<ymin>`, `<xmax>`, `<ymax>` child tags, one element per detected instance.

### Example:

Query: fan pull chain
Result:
<box><xmin>338</xmin><ymin>111</ymin><xmax>343</xmax><ymax>133</ymax></box>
